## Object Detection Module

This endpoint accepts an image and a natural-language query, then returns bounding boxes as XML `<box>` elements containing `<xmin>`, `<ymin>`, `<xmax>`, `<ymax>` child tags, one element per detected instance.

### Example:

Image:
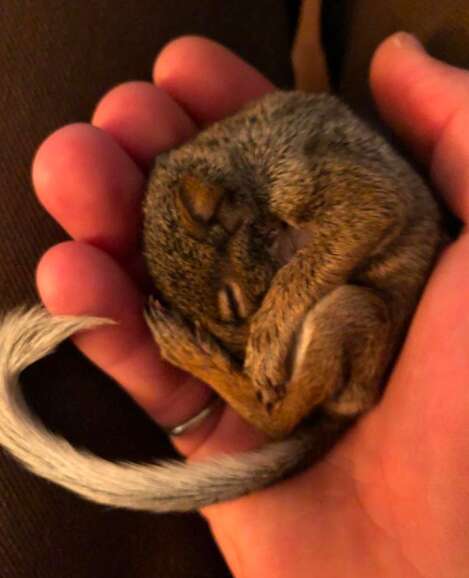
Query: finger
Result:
<box><xmin>430</xmin><ymin>108</ymin><xmax>469</xmax><ymax>226</ymax></box>
<box><xmin>36</xmin><ymin>241</ymin><xmax>220</xmax><ymax>452</ymax></box>
<box><xmin>370</xmin><ymin>32</ymin><xmax>469</xmax><ymax>165</ymax></box>
<box><xmin>153</xmin><ymin>36</ymin><xmax>274</xmax><ymax>125</ymax></box>
<box><xmin>33</xmin><ymin>83</ymin><xmax>198</xmax><ymax>262</ymax></box>
<box><xmin>371</xmin><ymin>32</ymin><xmax>469</xmax><ymax>225</ymax></box>
<box><xmin>32</xmin><ymin>124</ymin><xmax>144</xmax><ymax>260</ymax></box>
<box><xmin>92</xmin><ymin>81</ymin><xmax>196</xmax><ymax>168</ymax></box>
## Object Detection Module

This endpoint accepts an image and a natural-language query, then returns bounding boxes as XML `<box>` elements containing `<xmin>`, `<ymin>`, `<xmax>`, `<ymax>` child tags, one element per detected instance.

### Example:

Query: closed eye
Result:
<box><xmin>218</xmin><ymin>282</ymin><xmax>248</xmax><ymax>323</ymax></box>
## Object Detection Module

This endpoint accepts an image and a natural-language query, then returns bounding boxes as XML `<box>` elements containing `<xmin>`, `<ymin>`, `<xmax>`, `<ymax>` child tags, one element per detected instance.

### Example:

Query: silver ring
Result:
<box><xmin>162</xmin><ymin>396</ymin><xmax>223</xmax><ymax>437</ymax></box>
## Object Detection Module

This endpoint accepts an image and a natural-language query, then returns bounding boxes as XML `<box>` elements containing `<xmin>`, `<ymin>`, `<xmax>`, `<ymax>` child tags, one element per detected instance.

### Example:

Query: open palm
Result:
<box><xmin>33</xmin><ymin>34</ymin><xmax>469</xmax><ymax>577</ymax></box>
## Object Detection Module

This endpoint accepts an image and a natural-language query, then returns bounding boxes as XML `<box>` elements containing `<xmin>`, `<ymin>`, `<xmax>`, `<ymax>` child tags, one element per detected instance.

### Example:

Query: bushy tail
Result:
<box><xmin>0</xmin><ymin>307</ymin><xmax>333</xmax><ymax>512</ymax></box>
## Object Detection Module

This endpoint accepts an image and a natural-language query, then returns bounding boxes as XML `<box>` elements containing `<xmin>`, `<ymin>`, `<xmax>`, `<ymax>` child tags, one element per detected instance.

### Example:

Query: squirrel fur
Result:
<box><xmin>0</xmin><ymin>91</ymin><xmax>445</xmax><ymax>512</ymax></box>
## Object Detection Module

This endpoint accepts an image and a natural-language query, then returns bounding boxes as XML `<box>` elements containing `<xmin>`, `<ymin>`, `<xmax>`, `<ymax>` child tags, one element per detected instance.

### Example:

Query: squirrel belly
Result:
<box><xmin>0</xmin><ymin>306</ymin><xmax>330</xmax><ymax>512</ymax></box>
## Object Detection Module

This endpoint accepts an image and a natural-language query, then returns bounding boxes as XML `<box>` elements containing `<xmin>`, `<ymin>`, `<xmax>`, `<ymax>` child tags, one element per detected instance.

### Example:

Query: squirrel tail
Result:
<box><xmin>0</xmin><ymin>306</ymin><xmax>338</xmax><ymax>512</ymax></box>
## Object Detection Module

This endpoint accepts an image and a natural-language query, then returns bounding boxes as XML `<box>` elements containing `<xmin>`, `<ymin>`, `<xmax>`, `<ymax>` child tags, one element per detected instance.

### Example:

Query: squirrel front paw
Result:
<box><xmin>144</xmin><ymin>296</ymin><xmax>240</xmax><ymax>380</ymax></box>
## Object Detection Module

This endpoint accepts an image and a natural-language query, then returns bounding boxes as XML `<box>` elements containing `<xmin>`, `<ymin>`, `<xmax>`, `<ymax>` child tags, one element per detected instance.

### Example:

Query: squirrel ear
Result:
<box><xmin>176</xmin><ymin>175</ymin><xmax>223</xmax><ymax>238</ymax></box>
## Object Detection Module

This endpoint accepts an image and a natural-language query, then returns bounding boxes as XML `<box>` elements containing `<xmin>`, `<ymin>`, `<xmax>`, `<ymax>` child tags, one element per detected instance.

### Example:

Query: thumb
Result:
<box><xmin>370</xmin><ymin>32</ymin><xmax>469</xmax><ymax>166</ymax></box>
<box><xmin>369</xmin><ymin>34</ymin><xmax>469</xmax><ymax>488</ymax></box>
<box><xmin>371</xmin><ymin>32</ymin><xmax>469</xmax><ymax>225</ymax></box>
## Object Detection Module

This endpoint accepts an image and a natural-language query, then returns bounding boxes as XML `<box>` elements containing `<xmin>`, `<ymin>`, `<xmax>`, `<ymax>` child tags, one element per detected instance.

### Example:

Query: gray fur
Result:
<box><xmin>0</xmin><ymin>306</ymin><xmax>330</xmax><ymax>512</ymax></box>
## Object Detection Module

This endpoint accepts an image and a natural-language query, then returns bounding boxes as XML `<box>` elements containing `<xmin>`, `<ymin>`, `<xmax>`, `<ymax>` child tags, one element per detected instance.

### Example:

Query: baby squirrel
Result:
<box><xmin>0</xmin><ymin>91</ymin><xmax>444</xmax><ymax>512</ymax></box>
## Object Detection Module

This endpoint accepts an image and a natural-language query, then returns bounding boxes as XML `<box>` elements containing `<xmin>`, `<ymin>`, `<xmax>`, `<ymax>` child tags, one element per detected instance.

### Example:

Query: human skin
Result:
<box><xmin>33</xmin><ymin>33</ymin><xmax>469</xmax><ymax>577</ymax></box>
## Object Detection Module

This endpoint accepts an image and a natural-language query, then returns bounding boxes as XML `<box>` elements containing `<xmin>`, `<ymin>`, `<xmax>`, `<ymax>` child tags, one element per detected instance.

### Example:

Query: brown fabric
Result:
<box><xmin>0</xmin><ymin>2</ymin><xmax>298</xmax><ymax>577</ymax></box>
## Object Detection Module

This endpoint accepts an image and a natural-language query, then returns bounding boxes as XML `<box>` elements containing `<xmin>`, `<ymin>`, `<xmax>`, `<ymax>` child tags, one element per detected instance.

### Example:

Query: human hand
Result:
<box><xmin>33</xmin><ymin>33</ymin><xmax>469</xmax><ymax>577</ymax></box>
<box><xmin>33</xmin><ymin>37</ymin><xmax>272</xmax><ymax>458</ymax></box>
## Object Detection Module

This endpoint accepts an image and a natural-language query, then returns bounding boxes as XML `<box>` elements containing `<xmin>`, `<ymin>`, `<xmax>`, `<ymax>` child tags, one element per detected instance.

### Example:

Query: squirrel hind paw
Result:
<box><xmin>255</xmin><ymin>381</ymin><xmax>287</xmax><ymax>414</ymax></box>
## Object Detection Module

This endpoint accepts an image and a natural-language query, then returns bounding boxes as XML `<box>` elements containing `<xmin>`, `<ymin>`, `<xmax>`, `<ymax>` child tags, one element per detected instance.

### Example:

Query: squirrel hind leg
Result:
<box><xmin>281</xmin><ymin>284</ymin><xmax>394</xmax><ymax>422</ymax></box>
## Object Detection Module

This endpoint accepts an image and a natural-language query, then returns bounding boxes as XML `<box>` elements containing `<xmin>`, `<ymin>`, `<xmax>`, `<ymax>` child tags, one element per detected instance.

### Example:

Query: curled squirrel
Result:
<box><xmin>0</xmin><ymin>91</ymin><xmax>445</xmax><ymax>512</ymax></box>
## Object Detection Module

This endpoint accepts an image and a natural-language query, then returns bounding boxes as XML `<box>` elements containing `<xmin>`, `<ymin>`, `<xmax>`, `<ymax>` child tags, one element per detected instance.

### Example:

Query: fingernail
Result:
<box><xmin>392</xmin><ymin>32</ymin><xmax>425</xmax><ymax>52</ymax></box>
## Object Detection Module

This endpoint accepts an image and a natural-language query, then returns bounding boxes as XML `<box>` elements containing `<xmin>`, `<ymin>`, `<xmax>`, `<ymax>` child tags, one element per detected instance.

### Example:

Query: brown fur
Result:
<box><xmin>143</xmin><ymin>90</ymin><xmax>445</xmax><ymax>438</ymax></box>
